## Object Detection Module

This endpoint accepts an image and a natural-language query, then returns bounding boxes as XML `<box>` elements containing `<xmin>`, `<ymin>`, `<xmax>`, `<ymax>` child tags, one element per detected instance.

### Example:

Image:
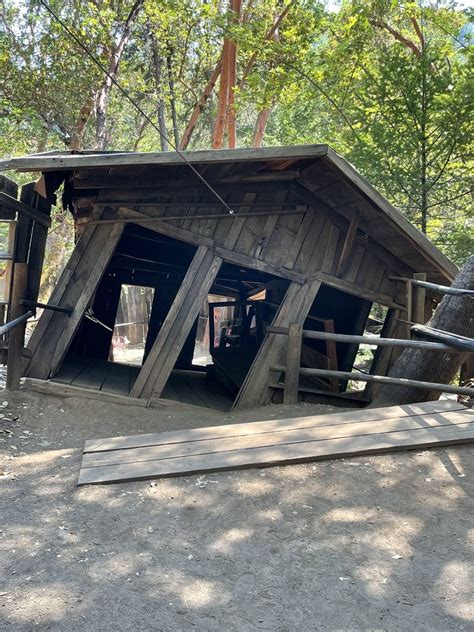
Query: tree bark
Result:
<box><xmin>70</xmin><ymin>94</ymin><xmax>95</xmax><ymax>150</ymax></box>
<box><xmin>150</xmin><ymin>29</ymin><xmax>168</xmax><ymax>151</ymax></box>
<box><xmin>252</xmin><ymin>105</ymin><xmax>272</xmax><ymax>147</ymax></box>
<box><xmin>212</xmin><ymin>35</ymin><xmax>231</xmax><ymax>149</ymax></box>
<box><xmin>372</xmin><ymin>256</ymin><xmax>474</xmax><ymax>407</ymax></box>
<box><xmin>166</xmin><ymin>51</ymin><xmax>180</xmax><ymax>147</ymax></box>
<box><xmin>178</xmin><ymin>58</ymin><xmax>222</xmax><ymax>150</ymax></box>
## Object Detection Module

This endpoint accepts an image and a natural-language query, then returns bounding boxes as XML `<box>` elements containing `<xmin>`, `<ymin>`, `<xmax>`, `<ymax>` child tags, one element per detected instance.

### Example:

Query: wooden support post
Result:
<box><xmin>283</xmin><ymin>323</ymin><xmax>302</xmax><ymax>405</ymax></box>
<box><xmin>20</xmin><ymin>183</ymin><xmax>52</xmax><ymax>302</ymax></box>
<box><xmin>6</xmin><ymin>263</ymin><xmax>28</xmax><ymax>390</ymax></box>
<box><xmin>131</xmin><ymin>246</ymin><xmax>222</xmax><ymax>399</ymax></box>
<box><xmin>412</xmin><ymin>272</ymin><xmax>427</xmax><ymax>324</ymax></box>
<box><xmin>26</xmin><ymin>219</ymin><xmax>123</xmax><ymax>379</ymax></box>
<box><xmin>233</xmin><ymin>279</ymin><xmax>323</xmax><ymax>409</ymax></box>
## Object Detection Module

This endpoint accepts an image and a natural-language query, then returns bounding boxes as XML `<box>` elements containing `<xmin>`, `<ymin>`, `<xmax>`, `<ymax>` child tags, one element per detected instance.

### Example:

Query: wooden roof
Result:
<box><xmin>0</xmin><ymin>144</ymin><xmax>457</xmax><ymax>282</ymax></box>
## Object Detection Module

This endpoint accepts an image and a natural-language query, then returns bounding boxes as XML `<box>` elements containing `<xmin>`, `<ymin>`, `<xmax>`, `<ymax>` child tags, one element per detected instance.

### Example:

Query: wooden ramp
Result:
<box><xmin>78</xmin><ymin>400</ymin><xmax>474</xmax><ymax>486</ymax></box>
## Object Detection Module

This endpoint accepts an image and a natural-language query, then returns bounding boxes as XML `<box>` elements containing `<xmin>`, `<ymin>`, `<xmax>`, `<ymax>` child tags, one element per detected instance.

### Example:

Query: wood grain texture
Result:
<box><xmin>83</xmin><ymin>399</ymin><xmax>465</xmax><ymax>452</ymax></box>
<box><xmin>78</xmin><ymin>406</ymin><xmax>474</xmax><ymax>485</ymax></box>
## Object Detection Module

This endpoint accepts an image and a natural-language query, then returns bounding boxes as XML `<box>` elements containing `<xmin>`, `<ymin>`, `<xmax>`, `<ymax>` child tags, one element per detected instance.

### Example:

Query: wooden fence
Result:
<box><xmin>267</xmin><ymin>324</ymin><xmax>474</xmax><ymax>405</ymax></box>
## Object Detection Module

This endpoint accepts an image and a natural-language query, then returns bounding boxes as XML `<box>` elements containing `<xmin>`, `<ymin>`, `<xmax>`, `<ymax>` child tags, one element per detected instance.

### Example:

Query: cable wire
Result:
<box><xmin>38</xmin><ymin>0</ymin><xmax>236</xmax><ymax>214</ymax></box>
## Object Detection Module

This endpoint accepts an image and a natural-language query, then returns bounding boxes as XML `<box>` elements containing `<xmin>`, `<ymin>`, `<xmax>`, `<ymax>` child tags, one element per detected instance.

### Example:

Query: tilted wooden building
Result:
<box><xmin>0</xmin><ymin>145</ymin><xmax>457</xmax><ymax>410</ymax></box>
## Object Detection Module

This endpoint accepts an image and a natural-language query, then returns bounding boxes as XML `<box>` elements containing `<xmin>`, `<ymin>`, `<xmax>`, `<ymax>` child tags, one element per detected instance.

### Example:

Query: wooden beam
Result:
<box><xmin>0</xmin><ymin>191</ymin><xmax>51</xmax><ymax>227</ymax></box>
<box><xmin>116</xmin><ymin>208</ymin><xmax>214</xmax><ymax>247</ymax></box>
<box><xmin>26</xmin><ymin>219</ymin><xmax>124</xmax><ymax>379</ymax></box>
<box><xmin>412</xmin><ymin>272</ymin><xmax>426</xmax><ymax>324</ymax></box>
<box><xmin>1</xmin><ymin>145</ymin><xmax>329</xmax><ymax>173</ymax></box>
<box><xmin>336</xmin><ymin>210</ymin><xmax>360</xmax><ymax>277</ymax></box>
<box><xmin>22</xmin><ymin>378</ymin><xmax>150</xmax><ymax>408</ymax></box>
<box><xmin>73</xmin><ymin>170</ymin><xmax>301</xmax><ymax>189</ymax></box>
<box><xmin>214</xmin><ymin>247</ymin><xmax>306</xmax><ymax>284</ymax></box>
<box><xmin>20</xmin><ymin>183</ymin><xmax>52</xmax><ymax>302</ymax></box>
<box><xmin>0</xmin><ymin>175</ymin><xmax>18</xmax><ymax>219</ymax></box>
<box><xmin>233</xmin><ymin>279</ymin><xmax>323</xmax><ymax>409</ymax></box>
<box><xmin>266</xmin><ymin>324</ymin><xmax>465</xmax><ymax>352</ymax></box>
<box><xmin>131</xmin><ymin>246</ymin><xmax>222</xmax><ymax>399</ymax></box>
<box><xmin>283</xmin><ymin>323</ymin><xmax>302</xmax><ymax>404</ymax></box>
<box><xmin>311</xmin><ymin>270</ymin><xmax>405</xmax><ymax>310</ymax></box>
<box><xmin>273</xmin><ymin>365</ymin><xmax>474</xmax><ymax>397</ymax></box>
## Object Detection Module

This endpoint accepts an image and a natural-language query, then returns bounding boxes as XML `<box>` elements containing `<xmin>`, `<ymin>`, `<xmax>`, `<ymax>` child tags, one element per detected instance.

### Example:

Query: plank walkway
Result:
<box><xmin>78</xmin><ymin>400</ymin><xmax>474</xmax><ymax>485</ymax></box>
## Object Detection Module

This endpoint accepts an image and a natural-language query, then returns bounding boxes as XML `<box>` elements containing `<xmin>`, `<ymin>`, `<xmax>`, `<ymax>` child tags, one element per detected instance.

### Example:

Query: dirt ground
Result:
<box><xmin>0</xmin><ymin>388</ymin><xmax>473</xmax><ymax>631</ymax></box>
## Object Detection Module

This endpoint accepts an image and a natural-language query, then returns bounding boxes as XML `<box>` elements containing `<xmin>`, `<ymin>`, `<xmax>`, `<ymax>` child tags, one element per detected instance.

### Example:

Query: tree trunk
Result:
<box><xmin>212</xmin><ymin>37</ymin><xmax>231</xmax><ymax>149</ymax></box>
<box><xmin>94</xmin><ymin>0</ymin><xmax>143</xmax><ymax>150</ymax></box>
<box><xmin>70</xmin><ymin>94</ymin><xmax>95</xmax><ymax>150</ymax></box>
<box><xmin>372</xmin><ymin>256</ymin><xmax>474</xmax><ymax>407</ymax></box>
<box><xmin>252</xmin><ymin>105</ymin><xmax>272</xmax><ymax>147</ymax></box>
<box><xmin>150</xmin><ymin>30</ymin><xmax>168</xmax><ymax>151</ymax></box>
<box><xmin>179</xmin><ymin>59</ymin><xmax>222</xmax><ymax>150</ymax></box>
<box><xmin>166</xmin><ymin>52</ymin><xmax>180</xmax><ymax>147</ymax></box>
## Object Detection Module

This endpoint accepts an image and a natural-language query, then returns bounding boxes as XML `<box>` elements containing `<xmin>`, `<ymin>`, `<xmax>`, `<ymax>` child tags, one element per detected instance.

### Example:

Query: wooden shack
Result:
<box><xmin>0</xmin><ymin>145</ymin><xmax>457</xmax><ymax>410</ymax></box>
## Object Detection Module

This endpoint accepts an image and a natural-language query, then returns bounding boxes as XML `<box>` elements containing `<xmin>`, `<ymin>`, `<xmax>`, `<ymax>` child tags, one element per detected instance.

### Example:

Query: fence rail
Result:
<box><xmin>268</xmin><ymin>324</ymin><xmax>474</xmax><ymax>405</ymax></box>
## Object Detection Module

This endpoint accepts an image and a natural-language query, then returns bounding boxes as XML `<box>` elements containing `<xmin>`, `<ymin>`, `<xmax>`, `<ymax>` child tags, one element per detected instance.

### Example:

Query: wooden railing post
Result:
<box><xmin>283</xmin><ymin>322</ymin><xmax>302</xmax><ymax>405</ymax></box>
<box><xmin>6</xmin><ymin>262</ymin><xmax>28</xmax><ymax>390</ymax></box>
<box><xmin>323</xmin><ymin>319</ymin><xmax>339</xmax><ymax>392</ymax></box>
<box><xmin>412</xmin><ymin>273</ymin><xmax>427</xmax><ymax>324</ymax></box>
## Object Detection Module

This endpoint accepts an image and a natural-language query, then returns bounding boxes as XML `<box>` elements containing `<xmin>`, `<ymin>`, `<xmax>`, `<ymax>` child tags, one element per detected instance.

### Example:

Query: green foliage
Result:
<box><xmin>0</xmin><ymin>0</ymin><xmax>472</xmax><ymax>267</ymax></box>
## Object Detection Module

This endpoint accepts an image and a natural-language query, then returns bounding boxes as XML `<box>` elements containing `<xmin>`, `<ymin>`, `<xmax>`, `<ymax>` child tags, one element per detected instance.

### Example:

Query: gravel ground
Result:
<box><xmin>0</xmin><ymin>389</ymin><xmax>473</xmax><ymax>631</ymax></box>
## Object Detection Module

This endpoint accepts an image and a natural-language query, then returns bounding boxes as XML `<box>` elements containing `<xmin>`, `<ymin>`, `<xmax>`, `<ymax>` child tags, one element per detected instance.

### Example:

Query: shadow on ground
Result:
<box><xmin>0</xmin><ymin>390</ymin><xmax>472</xmax><ymax>631</ymax></box>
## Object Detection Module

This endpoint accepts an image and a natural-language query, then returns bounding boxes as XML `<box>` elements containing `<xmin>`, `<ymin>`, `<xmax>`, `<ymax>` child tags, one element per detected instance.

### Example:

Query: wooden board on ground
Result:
<box><xmin>78</xmin><ymin>400</ymin><xmax>474</xmax><ymax>485</ymax></box>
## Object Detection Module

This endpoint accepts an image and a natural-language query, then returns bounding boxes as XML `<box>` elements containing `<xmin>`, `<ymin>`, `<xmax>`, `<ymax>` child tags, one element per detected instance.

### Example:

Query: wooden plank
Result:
<box><xmin>78</xmin><ymin>418</ymin><xmax>474</xmax><ymax>485</ymax></box>
<box><xmin>345</xmin><ymin>244</ymin><xmax>365</xmax><ymax>284</ymax></box>
<box><xmin>234</xmin><ymin>279</ymin><xmax>323</xmax><ymax>408</ymax></box>
<box><xmin>283</xmin><ymin>323</ymin><xmax>302</xmax><ymax>404</ymax></box>
<box><xmin>1</xmin><ymin>144</ymin><xmax>329</xmax><ymax>172</ymax></box>
<box><xmin>23</xmin><ymin>377</ymin><xmax>149</xmax><ymax>407</ymax></box>
<box><xmin>283</xmin><ymin>207</ymin><xmax>314</xmax><ymax>269</ymax></box>
<box><xmin>101</xmin><ymin>363</ymin><xmax>132</xmax><ymax>396</ymax></box>
<box><xmin>311</xmin><ymin>271</ymin><xmax>404</xmax><ymax>310</ymax></box>
<box><xmin>26</xmin><ymin>220</ymin><xmax>99</xmax><ymax>355</ymax></box>
<box><xmin>51</xmin><ymin>359</ymin><xmax>88</xmax><ymax>385</ymax></box>
<box><xmin>336</xmin><ymin>210</ymin><xmax>360</xmax><ymax>277</ymax></box>
<box><xmin>81</xmin><ymin>409</ymin><xmax>473</xmax><ymax>469</ymax></box>
<box><xmin>214</xmin><ymin>247</ymin><xmax>306</xmax><ymax>284</ymax></box>
<box><xmin>26</xmin><ymin>220</ymin><xmax>124</xmax><ymax>379</ymax></box>
<box><xmin>117</xmin><ymin>208</ymin><xmax>214</xmax><ymax>247</ymax></box>
<box><xmin>321</xmin><ymin>225</ymin><xmax>340</xmax><ymax>274</ymax></box>
<box><xmin>0</xmin><ymin>191</ymin><xmax>51</xmax><ymax>227</ymax></box>
<box><xmin>73</xmin><ymin>170</ymin><xmax>301</xmax><ymax>189</ymax></box>
<box><xmin>0</xmin><ymin>175</ymin><xmax>17</xmax><ymax>219</ymax></box>
<box><xmin>84</xmin><ymin>399</ymin><xmax>465</xmax><ymax>453</ymax></box>
<box><xmin>130</xmin><ymin>247</ymin><xmax>222</xmax><ymax>399</ymax></box>
<box><xmin>73</xmin><ymin>361</ymin><xmax>109</xmax><ymax>390</ymax></box>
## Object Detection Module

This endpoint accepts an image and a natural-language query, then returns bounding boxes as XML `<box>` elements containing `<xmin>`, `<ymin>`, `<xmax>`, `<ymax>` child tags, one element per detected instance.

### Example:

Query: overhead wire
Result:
<box><xmin>37</xmin><ymin>0</ymin><xmax>236</xmax><ymax>215</ymax></box>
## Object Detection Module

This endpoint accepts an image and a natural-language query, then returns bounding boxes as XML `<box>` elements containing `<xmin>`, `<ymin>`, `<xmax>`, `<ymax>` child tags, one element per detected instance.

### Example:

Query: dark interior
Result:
<box><xmin>56</xmin><ymin>223</ymin><xmax>373</xmax><ymax>409</ymax></box>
